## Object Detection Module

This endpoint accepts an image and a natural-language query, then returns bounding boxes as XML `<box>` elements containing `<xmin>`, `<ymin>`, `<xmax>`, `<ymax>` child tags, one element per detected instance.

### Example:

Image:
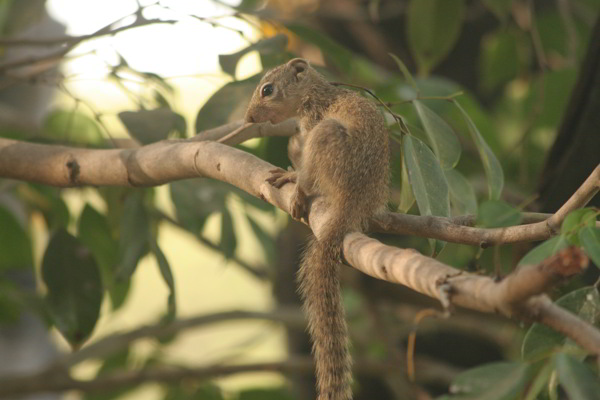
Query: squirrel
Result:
<box><xmin>245</xmin><ymin>58</ymin><xmax>389</xmax><ymax>400</ymax></box>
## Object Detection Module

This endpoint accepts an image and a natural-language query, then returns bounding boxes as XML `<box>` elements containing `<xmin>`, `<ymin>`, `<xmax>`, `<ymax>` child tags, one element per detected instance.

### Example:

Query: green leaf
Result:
<box><xmin>0</xmin><ymin>280</ymin><xmax>23</xmax><ymax>323</ymax></box>
<box><xmin>454</xmin><ymin>100</ymin><xmax>504</xmax><ymax>200</ymax></box>
<box><xmin>523</xmin><ymin>360</ymin><xmax>557</xmax><ymax>400</ymax></box>
<box><xmin>480</xmin><ymin>30</ymin><xmax>519</xmax><ymax>92</ymax></box>
<box><xmin>414</xmin><ymin>100</ymin><xmax>461</xmax><ymax>169</ymax></box>
<box><xmin>518</xmin><ymin>235</ymin><xmax>569</xmax><ymax>267</ymax></box>
<box><xmin>78</xmin><ymin>205</ymin><xmax>118</xmax><ymax>274</ymax></box>
<box><xmin>78</xmin><ymin>205</ymin><xmax>129</xmax><ymax>310</ymax></box>
<box><xmin>407</xmin><ymin>0</ymin><xmax>465</xmax><ymax>75</ymax></box>
<box><xmin>119</xmin><ymin>107</ymin><xmax>187</xmax><ymax>144</ymax></box>
<box><xmin>220</xmin><ymin>209</ymin><xmax>237</xmax><ymax>259</ymax></box>
<box><xmin>449</xmin><ymin>361</ymin><xmax>531</xmax><ymax>399</ymax></box>
<box><xmin>444</xmin><ymin>169</ymin><xmax>477</xmax><ymax>216</ymax></box>
<box><xmin>403</xmin><ymin>135</ymin><xmax>449</xmax><ymax>254</ymax></box>
<box><xmin>561</xmin><ymin>208</ymin><xmax>597</xmax><ymax>245</ymax></box>
<box><xmin>523</xmin><ymin>70</ymin><xmax>578</xmax><ymax>130</ymax></box>
<box><xmin>219</xmin><ymin>34</ymin><xmax>288</xmax><ymax>77</ymax></box>
<box><xmin>170</xmin><ymin>179</ymin><xmax>230</xmax><ymax>234</ymax></box>
<box><xmin>556</xmin><ymin>353</ymin><xmax>600</xmax><ymax>400</ymax></box>
<box><xmin>150</xmin><ymin>240</ymin><xmax>176</xmax><ymax>319</ymax></box>
<box><xmin>580</xmin><ymin>227</ymin><xmax>600</xmax><ymax>268</ymax></box>
<box><xmin>522</xmin><ymin>287</ymin><xmax>600</xmax><ymax>360</ymax></box>
<box><xmin>232</xmin><ymin>0</ymin><xmax>261</xmax><ymax>12</ymax></box>
<box><xmin>389</xmin><ymin>53</ymin><xmax>418</xmax><ymax>91</ymax></box>
<box><xmin>115</xmin><ymin>192</ymin><xmax>150</xmax><ymax>280</ymax></box>
<box><xmin>25</xmin><ymin>184</ymin><xmax>70</xmax><ymax>230</ymax></box>
<box><xmin>0</xmin><ymin>1</ymin><xmax>14</xmax><ymax>34</ymax></box>
<box><xmin>43</xmin><ymin>109</ymin><xmax>103</xmax><ymax>144</ymax></box>
<box><xmin>42</xmin><ymin>229</ymin><xmax>103</xmax><ymax>348</ymax></box>
<box><xmin>476</xmin><ymin>200</ymin><xmax>522</xmax><ymax>228</ymax></box>
<box><xmin>397</xmin><ymin>151</ymin><xmax>415</xmax><ymax>213</ymax></box>
<box><xmin>195</xmin><ymin>75</ymin><xmax>259</xmax><ymax>133</ymax></box>
<box><xmin>403</xmin><ymin>135</ymin><xmax>450</xmax><ymax>218</ymax></box>
<box><xmin>481</xmin><ymin>0</ymin><xmax>514</xmax><ymax>21</ymax></box>
<box><xmin>0</xmin><ymin>205</ymin><xmax>33</xmax><ymax>270</ymax></box>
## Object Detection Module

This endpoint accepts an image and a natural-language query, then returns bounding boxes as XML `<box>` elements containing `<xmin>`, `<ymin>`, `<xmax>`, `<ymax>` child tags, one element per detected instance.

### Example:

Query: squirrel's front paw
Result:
<box><xmin>290</xmin><ymin>187</ymin><xmax>307</xmax><ymax>220</ymax></box>
<box><xmin>266</xmin><ymin>168</ymin><xmax>297</xmax><ymax>188</ymax></box>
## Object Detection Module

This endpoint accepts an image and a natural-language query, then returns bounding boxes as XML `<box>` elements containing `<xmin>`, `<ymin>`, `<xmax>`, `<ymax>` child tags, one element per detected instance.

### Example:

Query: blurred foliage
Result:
<box><xmin>0</xmin><ymin>0</ymin><xmax>599</xmax><ymax>399</ymax></box>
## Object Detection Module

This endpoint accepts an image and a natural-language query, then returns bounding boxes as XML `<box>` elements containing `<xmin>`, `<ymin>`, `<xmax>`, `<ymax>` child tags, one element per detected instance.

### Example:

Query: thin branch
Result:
<box><xmin>61</xmin><ymin>309</ymin><xmax>304</xmax><ymax>368</ymax></box>
<box><xmin>191</xmin><ymin>118</ymin><xmax>299</xmax><ymax>145</ymax></box>
<box><xmin>0</xmin><ymin>356</ymin><xmax>405</xmax><ymax>398</ymax></box>
<box><xmin>449</xmin><ymin>212</ymin><xmax>550</xmax><ymax>226</ymax></box>
<box><xmin>0</xmin><ymin>15</ymin><xmax>178</xmax><ymax>74</ymax></box>
<box><xmin>0</xmin><ymin>311</ymin><xmax>456</xmax><ymax>397</ymax></box>
<box><xmin>0</xmin><ymin>17</ymin><xmax>174</xmax><ymax>48</ymax></box>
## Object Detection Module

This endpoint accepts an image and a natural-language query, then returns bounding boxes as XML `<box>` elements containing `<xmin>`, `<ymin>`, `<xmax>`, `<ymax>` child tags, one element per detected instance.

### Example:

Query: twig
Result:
<box><xmin>0</xmin><ymin>16</ymin><xmax>177</xmax><ymax>74</ymax></box>
<box><xmin>0</xmin><ymin>17</ymin><xmax>173</xmax><ymax>47</ymax></box>
<box><xmin>449</xmin><ymin>212</ymin><xmax>551</xmax><ymax>226</ymax></box>
<box><xmin>330</xmin><ymin>81</ymin><xmax>409</xmax><ymax>133</ymax></box>
<box><xmin>0</xmin><ymin>356</ymin><xmax>404</xmax><ymax>398</ymax></box>
<box><xmin>60</xmin><ymin>309</ymin><xmax>304</xmax><ymax>368</ymax></box>
<box><xmin>384</xmin><ymin>91</ymin><xmax>464</xmax><ymax>106</ymax></box>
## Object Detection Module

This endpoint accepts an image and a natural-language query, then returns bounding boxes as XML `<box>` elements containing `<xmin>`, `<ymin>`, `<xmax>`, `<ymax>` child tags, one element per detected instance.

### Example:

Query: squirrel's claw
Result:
<box><xmin>266</xmin><ymin>168</ymin><xmax>297</xmax><ymax>188</ymax></box>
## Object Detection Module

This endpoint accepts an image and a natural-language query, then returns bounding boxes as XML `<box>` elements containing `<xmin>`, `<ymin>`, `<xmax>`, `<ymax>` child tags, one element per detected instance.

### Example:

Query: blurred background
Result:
<box><xmin>0</xmin><ymin>0</ymin><xmax>599</xmax><ymax>399</ymax></box>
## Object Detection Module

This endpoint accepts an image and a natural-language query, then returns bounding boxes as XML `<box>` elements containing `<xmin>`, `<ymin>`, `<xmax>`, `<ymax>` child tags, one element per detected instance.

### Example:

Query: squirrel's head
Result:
<box><xmin>245</xmin><ymin>58</ymin><xmax>311</xmax><ymax>124</ymax></box>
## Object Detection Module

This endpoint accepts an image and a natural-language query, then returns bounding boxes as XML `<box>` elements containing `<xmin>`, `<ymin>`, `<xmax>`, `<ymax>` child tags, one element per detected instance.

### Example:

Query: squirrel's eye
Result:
<box><xmin>261</xmin><ymin>83</ymin><xmax>274</xmax><ymax>98</ymax></box>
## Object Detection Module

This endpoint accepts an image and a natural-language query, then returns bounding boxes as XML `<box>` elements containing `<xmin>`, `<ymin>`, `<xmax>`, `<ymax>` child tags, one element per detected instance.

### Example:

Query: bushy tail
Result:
<box><xmin>297</xmin><ymin>221</ymin><xmax>353</xmax><ymax>400</ymax></box>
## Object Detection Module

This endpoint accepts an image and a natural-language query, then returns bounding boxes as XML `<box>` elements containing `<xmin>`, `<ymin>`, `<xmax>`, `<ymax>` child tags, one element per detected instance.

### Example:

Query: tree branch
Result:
<box><xmin>0</xmin><ymin>309</ymin><xmax>457</xmax><ymax>397</ymax></box>
<box><xmin>61</xmin><ymin>309</ymin><xmax>304</xmax><ymax>368</ymax></box>
<box><xmin>370</xmin><ymin>161</ymin><xmax>598</xmax><ymax>246</ymax></box>
<box><xmin>0</xmin><ymin>14</ymin><xmax>178</xmax><ymax>74</ymax></box>
<box><xmin>0</xmin><ymin>123</ymin><xmax>598</xmax><ymax>246</ymax></box>
<box><xmin>343</xmin><ymin>234</ymin><xmax>599</xmax><ymax>353</ymax></box>
<box><xmin>0</xmin><ymin>355</ymin><xmax>422</xmax><ymax>398</ymax></box>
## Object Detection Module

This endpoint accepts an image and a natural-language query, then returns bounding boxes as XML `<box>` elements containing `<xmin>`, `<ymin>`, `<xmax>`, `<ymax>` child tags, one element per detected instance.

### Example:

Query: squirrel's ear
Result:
<box><xmin>287</xmin><ymin>58</ymin><xmax>308</xmax><ymax>79</ymax></box>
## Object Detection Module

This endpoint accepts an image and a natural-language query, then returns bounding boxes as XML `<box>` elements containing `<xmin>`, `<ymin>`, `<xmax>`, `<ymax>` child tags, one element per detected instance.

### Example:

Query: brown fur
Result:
<box><xmin>245</xmin><ymin>58</ymin><xmax>389</xmax><ymax>400</ymax></box>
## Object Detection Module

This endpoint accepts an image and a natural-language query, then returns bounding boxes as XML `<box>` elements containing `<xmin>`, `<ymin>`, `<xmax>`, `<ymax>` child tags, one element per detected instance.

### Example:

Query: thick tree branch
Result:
<box><xmin>343</xmin><ymin>234</ymin><xmax>599</xmax><ymax>354</ymax></box>
<box><xmin>0</xmin><ymin>125</ymin><xmax>598</xmax><ymax>245</ymax></box>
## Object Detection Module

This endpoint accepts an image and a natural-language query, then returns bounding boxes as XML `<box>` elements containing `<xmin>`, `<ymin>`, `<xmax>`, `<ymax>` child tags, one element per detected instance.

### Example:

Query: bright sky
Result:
<box><xmin>45</xmin><ymin>0</ymin><xmax>261</xmax><ymax>135</ymax></box>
